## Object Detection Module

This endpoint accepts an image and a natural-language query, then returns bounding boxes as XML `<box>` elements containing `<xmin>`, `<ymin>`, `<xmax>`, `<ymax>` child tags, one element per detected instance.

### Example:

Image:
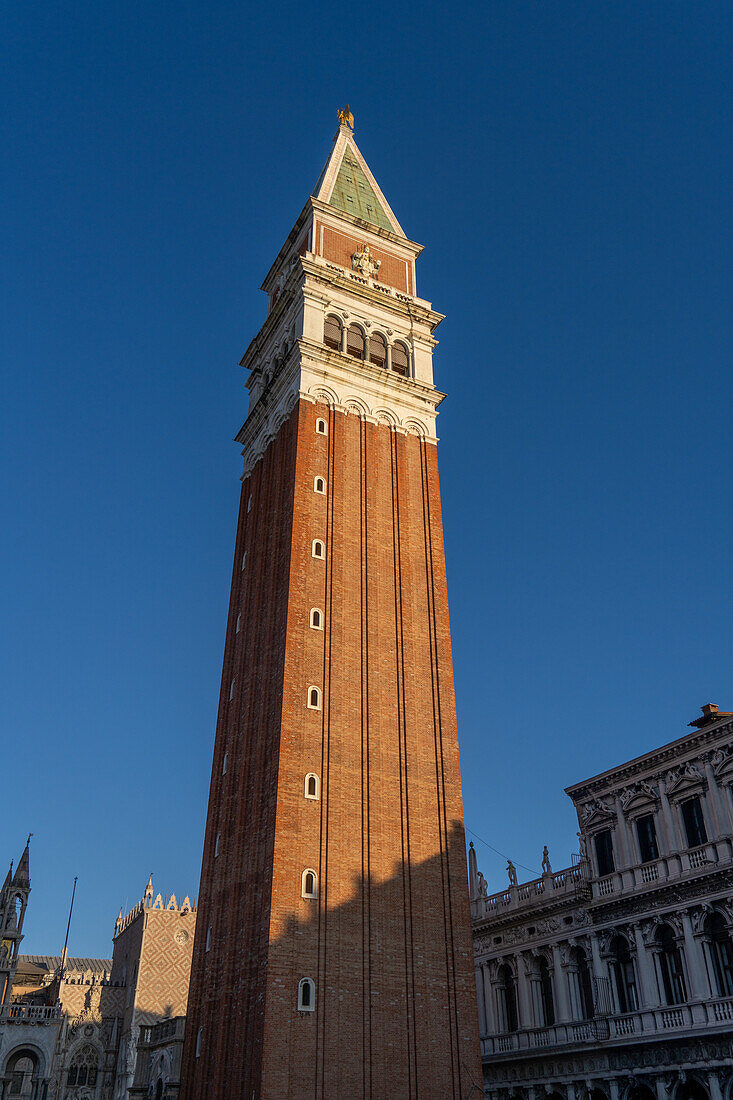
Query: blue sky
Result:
<box><xmin>2</xmin><ymin>1</ymin><xmax>731</xmax><ymax>957</ymax></box>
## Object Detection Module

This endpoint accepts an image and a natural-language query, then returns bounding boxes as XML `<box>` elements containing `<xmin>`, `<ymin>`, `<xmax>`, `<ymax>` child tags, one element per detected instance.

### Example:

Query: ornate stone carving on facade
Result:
<box><xmin>620</xmin><ymin>780</ymin><xmax>659</xmax><ymax>812</ymax></box>
<box><xmin>580</xmin><ymin>797</ymin><xmax>615</xmax><ymax>827</ymax></box>
<box><xmin>665</xmin><ymin>760</ymin><xmax>705</xmax><ymax>799</ymax></box>
<box><xmin>351</xmin><ymin>243</ymin><xmax>381</xmax><ymax>280</ymax></box>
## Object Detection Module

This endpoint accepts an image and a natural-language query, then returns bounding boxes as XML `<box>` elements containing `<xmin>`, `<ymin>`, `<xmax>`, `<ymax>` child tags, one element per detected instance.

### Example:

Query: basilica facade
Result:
<box><xmin>472</xmin><ymin>704</ymin><xmax>733</xmax><ymax>1100</ymax></box>
<box><xmin>0</xmin><ymin>849</ymin><xmax>195</xmax><ymax>1100</ymax></box>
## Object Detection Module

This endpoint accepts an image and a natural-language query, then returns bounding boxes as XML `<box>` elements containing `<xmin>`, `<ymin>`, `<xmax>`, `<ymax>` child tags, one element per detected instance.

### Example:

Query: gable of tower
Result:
<box><xmin>327</xmin><ymin>145</ymin><xmax>394</xmax><ymax>231</ymax></box>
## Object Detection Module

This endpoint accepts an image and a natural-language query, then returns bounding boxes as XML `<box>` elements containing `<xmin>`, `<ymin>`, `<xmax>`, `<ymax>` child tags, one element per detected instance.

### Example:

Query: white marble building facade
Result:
<box><xmin>472</xmin><ymin>704</ymin><xmax>733</xmax><ymax>1100</ymax></box>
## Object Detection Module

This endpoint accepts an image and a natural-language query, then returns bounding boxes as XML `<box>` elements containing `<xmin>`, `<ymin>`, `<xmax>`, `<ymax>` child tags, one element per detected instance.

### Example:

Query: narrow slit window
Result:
<box><xmin>236</xmin><ymin>613</ymin><xmax>241</xmax><ymax>633</ymax></box>
<box><xmin>310</xmin><ymin>608</ymin><xmax>323</xmax><ymax>630</ymax></box>
<box><xmin>305</xmin><ymin>773</ymin><xmax>320</xmax><ymax>800</ymax></box>
<box><xmin>222</xmin><ymin>752</ymin><xmax>228</xmax><ymax>775</ymax></box>
<box><xmin>229</xmin><ymin>679</ymin><xmax>235</xmax><ymax>700</ymax></box>
<box><xmin>241</xmin><ymin>550</ymin><xmax>247</xmax><ymax>572</ymax></box>
<box><xmin>314</xmin><ymin>476</ymin><xmax>326</xmax><ymax>494</ymax></box>
<box><xmin>195</xmin><ymin>1028</ymin><xmax>202</xmax><ymax>1057</ymax></box>
<box><xmin>307</xmin><ymin>686</ymin><xmax>322</xmax><ymax>710</ymax></box>
<box><xmin>214</xmin><ymin>832</ymin><xmax>220</xmax><ymax>857</ymax></box>
<box><xmin>316</xmin><ymin>418</ymin><xmax>328</xmax><ymax>435</ymax></box>
<box><xmin>301</xmin><ymin>869</ymin><xmax>318</xmax><ymax>898</ymax></box>
<box><xmin>206</xmin><ymin>926</ymin><xmax>212</xmax><ymax>952</ymax></box>
<box><xmin>298</xmin><ymin>977</ymin><xmax>315</xmax><ymax>1012</ymax></box>
<box><xmin>312</xmin><ymin>539</ymin><xmax>325</xmax><ymax>559</ymax></box>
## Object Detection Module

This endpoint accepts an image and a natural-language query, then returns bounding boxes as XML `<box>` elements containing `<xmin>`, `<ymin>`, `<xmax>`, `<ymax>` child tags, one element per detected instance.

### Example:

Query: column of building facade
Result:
<box><xmin>679</xmin><ymin>909</ymin><xmax>707</xmax><ymax>1000</ymax></box>
<box><xmin>703</xmin><ymin>758</ymin><xmax>732</xmax><ymax>837</ymax></box>
<box><xmin>588</xmin><ymin>934</ymin><xmax>609</xmax><ymax>1013</ymax></box>
<box><xmin>612</xmin><ymin>795</ymin><xmax>633</xmax><ymax>874</ymax></box>
<box><xmin>551</xmin><ymin>942</ymin><xmax>572</xmax><ymax>1022</ymax></box>
<box><xmin>475</xmin><ymin>963</ymin><xmax>487</xmax><ymax>1035</ymax></box>
<box><xmin>483</xmin><ymin>963</ymin><xmax>496</xmax><ymax>1035</ymax></box>
<box><xmin>518</xmin><ymin>952</ymin><xmax>534</xmax><ymax>1028</ymax></box>
<box><xmin>658</xmin><ymin>777</ymin><xmax>683</xmax><ymax>855</ymax></box>
<box><xmin>630</xmin><ymin>923</ymin><xmax>658</xmax><ymax>1007</ymax></box>
<box><xmin>708</xmin><ymin>1072</ymin><xmax>724</xmax><ymax>1100</ymax></box>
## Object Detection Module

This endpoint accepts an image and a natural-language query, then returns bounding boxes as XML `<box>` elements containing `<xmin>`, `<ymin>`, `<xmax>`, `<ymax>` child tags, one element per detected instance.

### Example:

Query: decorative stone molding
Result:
<box><xmin>581</xmin><ymin>799</ymin><xmax>615</xmax><ymax>828</ymax></box>
<box><xmin>665</xmin><ymin>762</ymin><xmax>706</xmax><ymax>801</ymax></box>
<box><xmin>620</xmin><ymin>781</ymin><xmax>659</xmax><ymax>814</ymax></box>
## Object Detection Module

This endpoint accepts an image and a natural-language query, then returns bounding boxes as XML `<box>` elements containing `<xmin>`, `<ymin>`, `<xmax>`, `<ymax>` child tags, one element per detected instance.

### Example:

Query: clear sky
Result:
<box><xmin>3</xmin><ymin>1</ymin><xmax>732</xmax><ymax>958</ymax></box>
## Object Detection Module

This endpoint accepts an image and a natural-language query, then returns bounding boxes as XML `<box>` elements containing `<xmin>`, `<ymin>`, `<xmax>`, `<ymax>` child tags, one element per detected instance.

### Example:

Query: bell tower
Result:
<box><xmin>180</xmin><ymin>109</ymin><xmax>480</xmax><ymax>1099</ymax></box>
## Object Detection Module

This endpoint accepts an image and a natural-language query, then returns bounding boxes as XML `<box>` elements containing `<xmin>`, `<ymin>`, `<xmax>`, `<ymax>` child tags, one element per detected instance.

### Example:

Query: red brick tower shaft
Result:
<box><xmin>180</xmin><ymin>114</ymin><xmax>480</xmax><ymax>1099</ymax></box>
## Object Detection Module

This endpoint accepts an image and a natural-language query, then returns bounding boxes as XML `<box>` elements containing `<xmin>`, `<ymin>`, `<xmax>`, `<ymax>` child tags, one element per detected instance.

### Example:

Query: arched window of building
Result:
<box><xmin>610</xmin><ymin>934</ymin><xmax>637</xmax><ymax>1013</ymax></box>
<box><xmin>312</xmin><ymin>539</ymin><xmax>325</xmax><ymax>559</ymax></box>
<box><xmin>307</xmin><ymin>686</ymin><xmax>322</xmax><ymax>710</ymax></box>
<box><xmin>497</xmin><ymin>962</ymin><xmax>518</xmax><ymax>1033</ymax></box>
<box><xmin>391</xmin><ymin>341</ymin><xmax>409</xmax><ymax>377</ymax></box>
<box><xmin>676</xmin><ymin>1082</ymin><xmax>709</xmax><ymax>1100</ymax></box>
<box><xmin>346</xmin><ymin>324</ymin><xmax>365</xmax><ymax>360</ymax></box>
<box><xmin>8</xmin><ymin>1054</ymin><xmax>37</xmax><ymax>1097</ymax></box>
<box><xmin>368</xmin><ymin>333</ymin><xmax>387</xmax><ymax>368</ymax></box>
<box><xmin>627</xmin><ymin>1088</ymin><xmax>656</xmax><ymax>1100</ymax></box>
<box><xmin>155</xmin><ymin>1080</ymin><xmax>163</xmax><ymax>1100</ymax></box>
<box><xmin>304</xmin><ymin>774</ymin><xmax>320</xmax><ymax>800</ymax></box>
<box><xmin>298</xmin><ymin>977</ymin><xmax>315</xmax><ymax>1011</ymax></box>
<box><xmin>310</xmin><ymin>608</ymin><xmax>323</xmax><ymax>630</ymax></box>
<box><xmin>67</xmin><ymin>1045</ymin><xmax>99</xmax><ymax>1088</ymax></box>
<box><xmin>314</xmin><ymin>476</ymin><xmax>326</xmax><ymax>494</ymax></box>
<box><xmin>301</xmin><ymin>869</ymin><xmax>318</xmax><ymax>898</ymax></box>
<box><xmin>315</xmin><ymin>418</ymin><xmax>328</xmax><ymax>435</ymax></box>
<box><xmin>323</xmin><ymin>315</ymin><xmax>342</xmax><ymax>351</ymax></box>
<box><xmin>704</xmin><ymin>911</ymin><xmax>733</xmax><ymax>996</ymax></box>
<box><xmin>656</xmin><ymin>924</ymin><xmax>687</xmax><ymax>1005</ymax></box>
<box><xmin>538</xmin><ymin>955</ymin><xmax>555</xmax><ymax>1026</ymax></box>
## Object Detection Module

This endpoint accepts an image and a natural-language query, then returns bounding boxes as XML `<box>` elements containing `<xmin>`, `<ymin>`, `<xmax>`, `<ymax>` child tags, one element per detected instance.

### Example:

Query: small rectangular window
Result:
<box><xmin>241</xmin><ymin>550</ymin><xmax>247</xmax><ymax>571</ymax></box>
<box><xmin>636</xmin><ymin>814</ymin><xmax>659</xmax><ymax>863</ymax></box>
<box><xmin>681</xmin><ymin>796</ymin><xmax>708</xmax><ymax>848</ymax></box>
<box><xmin>594</xmin><ymin>830</ymin><xmax>615</xmax><ymax>877</ymax></box>
<box><xmin>229</xmin><ymin>680</ymin><xmax>235</xmax><ymax>700</ymax></box>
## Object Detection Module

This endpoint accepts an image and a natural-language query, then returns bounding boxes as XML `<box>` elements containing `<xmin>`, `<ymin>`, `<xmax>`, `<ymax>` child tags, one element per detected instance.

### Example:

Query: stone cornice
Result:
<box><xmin>566</xmin><ymin>719</ymin><xmax>733</xmax><ymax>804</ymax></box>
<box><xmin>302</xmin><ymin>255</ymin><xmax>443</xmax><ymax>330</ymax></box>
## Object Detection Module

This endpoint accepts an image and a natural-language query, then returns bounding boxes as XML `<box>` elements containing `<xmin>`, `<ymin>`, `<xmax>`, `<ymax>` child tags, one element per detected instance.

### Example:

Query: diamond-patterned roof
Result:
<box><xmin>327</xmin><ymin>145</ymin><xmax>395</xmax><ymax>233</ymax></box>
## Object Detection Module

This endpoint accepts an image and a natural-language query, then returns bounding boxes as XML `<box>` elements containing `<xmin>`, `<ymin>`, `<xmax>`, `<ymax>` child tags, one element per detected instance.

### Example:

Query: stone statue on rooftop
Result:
<box><xmin>507</xmin><ymin>860</ymin><xmax>518</xmax><ymax>886</ymax></box>
<box><xmin>541</xmin><ymin>846</ymin><xmax>552</xmax><ymax>874</ymax></box>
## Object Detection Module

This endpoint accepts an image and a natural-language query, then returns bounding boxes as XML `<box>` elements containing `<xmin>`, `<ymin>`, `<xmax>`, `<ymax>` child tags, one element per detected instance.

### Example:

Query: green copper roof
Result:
<box><xmin>328</xmin><ymin>145</ymin><xmax>394</xmax><ymax>232</ymax></box>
